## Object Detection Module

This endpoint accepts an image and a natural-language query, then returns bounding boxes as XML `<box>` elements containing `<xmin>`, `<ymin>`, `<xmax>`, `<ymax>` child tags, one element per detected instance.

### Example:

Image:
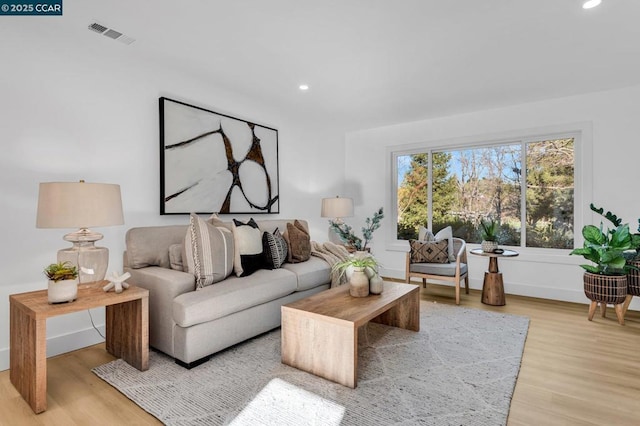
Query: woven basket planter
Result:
<box><xmin>583</xmin><ymin>272</ymin><xmax>627</xmax><ymax>305</ymax></box>
<box><xmin>626</xmin><ymin>260</ymin><xmax>640</xmax><ymax>297</ymax></box>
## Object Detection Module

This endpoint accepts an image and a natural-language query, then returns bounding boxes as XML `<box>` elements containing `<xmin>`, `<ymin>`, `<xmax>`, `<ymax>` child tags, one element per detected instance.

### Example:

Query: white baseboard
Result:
<box><xmin>384</xmin><ymin>266</ymin><xmax>640</xmax><ymax>310</ymax></box>
<box><xmin>0</xmin><ymin>325</ymin><xmax>105</xmax><ymax>372</ymax></box>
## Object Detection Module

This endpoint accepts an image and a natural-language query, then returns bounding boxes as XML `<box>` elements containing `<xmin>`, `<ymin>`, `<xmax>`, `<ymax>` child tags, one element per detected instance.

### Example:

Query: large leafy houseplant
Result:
<box><xmin>570</xmin><ymin>204</ymin><xmax>640</xmax><ymax>275</ymax></box>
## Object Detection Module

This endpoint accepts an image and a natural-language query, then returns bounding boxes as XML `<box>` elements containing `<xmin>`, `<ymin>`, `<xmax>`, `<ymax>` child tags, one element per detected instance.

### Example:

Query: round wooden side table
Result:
<box><xmin>470</xmin><ymin>248</ymin><xmax>519</xmax><ymax>306</ymax></box>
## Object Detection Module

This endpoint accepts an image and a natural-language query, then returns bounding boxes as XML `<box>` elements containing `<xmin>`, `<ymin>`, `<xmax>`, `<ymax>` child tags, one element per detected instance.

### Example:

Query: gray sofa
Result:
<box><xmin>123</xmin><ymin>219</ymin><xmax>330</xmax><ymax>367</ymax></box>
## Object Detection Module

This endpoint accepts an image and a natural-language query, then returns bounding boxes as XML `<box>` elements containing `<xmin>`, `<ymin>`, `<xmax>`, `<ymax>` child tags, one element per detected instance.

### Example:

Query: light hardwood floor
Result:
<box><xmin>1</xmin><ymin>284</ymin><xmax>639</xmax><ymax>425</ymax></box>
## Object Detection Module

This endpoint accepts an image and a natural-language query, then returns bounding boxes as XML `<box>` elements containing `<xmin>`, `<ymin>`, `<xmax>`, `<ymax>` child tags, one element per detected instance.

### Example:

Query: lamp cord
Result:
<box><xmin>87</xmin><ymin>309</ymin><xmax>105</xmax><ymax>340</ymax></box>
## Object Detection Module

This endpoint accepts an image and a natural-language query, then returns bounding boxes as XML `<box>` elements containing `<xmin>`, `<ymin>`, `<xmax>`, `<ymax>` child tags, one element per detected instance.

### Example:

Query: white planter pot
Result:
<box><xmin>349</xmin><ymin>267</ymin><xmax>370</xmax><ymax>297</ymax></box>
<box><xmin>48</xmin><ymin>279</ymin><xmax>78</xmax><ymax>304</ymax></box>
<box><xmin>481</xmin><ymin>240</ymin><xmax>499</xmax><ymax>253</ymax></box>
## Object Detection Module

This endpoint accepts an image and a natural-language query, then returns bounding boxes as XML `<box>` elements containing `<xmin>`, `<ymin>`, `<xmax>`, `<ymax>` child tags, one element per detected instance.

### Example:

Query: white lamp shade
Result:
<box><xmin>321</xmin><ymin>197</ymin><xmax>354</xmax><ymax>219</ymax></box>
<box><xmin>36</xmin><ymin>182</ymin><xmax>124</xmax><ymax>229</ymax></box>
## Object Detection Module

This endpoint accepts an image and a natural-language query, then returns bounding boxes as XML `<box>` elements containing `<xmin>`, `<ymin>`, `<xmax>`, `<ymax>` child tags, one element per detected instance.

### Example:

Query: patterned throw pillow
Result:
<box><xmin>183</xmin><ymin>213</ymin><xmax>234</xmax><ymax>289</ymax></box>
<box><xmin>232</xmin><ymin>218</ymin><xmax>265</xmax><ymax>276</ymax></box>
<box><xmin>409</xmin><ymin>239</ymin><xmax>450</xmax><ymax>264</ymax></box>
<box><xmin>285</xmin><ymin>220</ymin><xmax>311</xmax><ymax>263</ymax></box>
<box><xmin>263</xmin><ymin>228</ymin><xmax>288</xmax><ymax>269</ymax></box>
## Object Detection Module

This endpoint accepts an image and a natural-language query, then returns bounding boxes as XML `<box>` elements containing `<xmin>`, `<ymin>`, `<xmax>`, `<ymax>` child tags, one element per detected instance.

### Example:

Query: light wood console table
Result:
<box><xmin>281</xmin><ymin>281</ymin><xmax>419</xmax><ymax>388</ymax></box>
<box><xmin>9</xmin><ymin>281</ymin><xmax>149</xmax><ymax>413</ymax></box>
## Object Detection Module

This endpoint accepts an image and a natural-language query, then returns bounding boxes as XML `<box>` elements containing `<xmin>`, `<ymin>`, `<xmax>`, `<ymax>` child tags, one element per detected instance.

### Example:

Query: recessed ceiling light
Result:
<box><xmin>583</xmin><ymin>0</ymin><xmax>602</xmax><ymax>9</ymax></box>
<box><xmin>299</xmin><ymin>84</ymin><xmax>309</xmax><ymax>91</ymax></box>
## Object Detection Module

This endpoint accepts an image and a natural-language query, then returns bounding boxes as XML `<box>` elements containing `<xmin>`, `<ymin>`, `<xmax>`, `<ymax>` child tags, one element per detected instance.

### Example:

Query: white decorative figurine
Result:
<box><xmin>103</xmin><ymin>271</ymin><xmax>131</xmax><ymax>293</ymax></box>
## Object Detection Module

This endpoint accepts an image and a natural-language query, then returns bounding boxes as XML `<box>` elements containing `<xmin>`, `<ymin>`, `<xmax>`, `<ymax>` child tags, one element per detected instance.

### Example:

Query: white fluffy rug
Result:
<box><xmin>93</xmin><ymin>302</ymin><xmax>529</xmax><ymax>425</ymax></box>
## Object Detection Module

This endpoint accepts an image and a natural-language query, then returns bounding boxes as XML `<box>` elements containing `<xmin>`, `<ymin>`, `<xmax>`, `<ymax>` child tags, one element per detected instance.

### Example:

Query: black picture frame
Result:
<box><xmin>159</xmin><ymin>97</ymin><xmax>279</xmax><ymax>215</ymax></box>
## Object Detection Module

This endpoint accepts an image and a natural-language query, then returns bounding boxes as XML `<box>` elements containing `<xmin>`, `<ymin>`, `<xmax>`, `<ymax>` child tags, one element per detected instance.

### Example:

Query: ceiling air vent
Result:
<box><xmin>87</xmin><ymin>21</ymin><xmax>135</xmax><ymax>45</ymax></box>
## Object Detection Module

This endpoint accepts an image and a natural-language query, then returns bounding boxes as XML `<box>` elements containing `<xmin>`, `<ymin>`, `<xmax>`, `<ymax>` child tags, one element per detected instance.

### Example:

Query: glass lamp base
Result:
<box><xmin>58</xmin><ymin>242</ymin><xmax>109</xmax><ymax>284</ymax></box>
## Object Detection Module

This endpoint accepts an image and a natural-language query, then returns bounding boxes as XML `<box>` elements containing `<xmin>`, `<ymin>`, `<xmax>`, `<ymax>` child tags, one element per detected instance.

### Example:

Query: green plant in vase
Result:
<box><xmin>329</xmin><ymin>207</ymin><xmax>384</xmax><ymax>252</ymax></box>
<box><xmin>479</xmin><ymin>218</ymin><xmax>499</xmax><ymax>252</ymax></box>
<box><xmin>332</xmin><ymin>255</ymin><xmax>382</xmax><ymax>297</ymax></box>
<box><xmin>44</xmin><ymin>261</ymin><xmax>79</xmax><ymax>304</ymax></box>
<box><xmin>44</xmin><ymin>261</ymin><xmax>78</xmax><ymax>282</ymax></box>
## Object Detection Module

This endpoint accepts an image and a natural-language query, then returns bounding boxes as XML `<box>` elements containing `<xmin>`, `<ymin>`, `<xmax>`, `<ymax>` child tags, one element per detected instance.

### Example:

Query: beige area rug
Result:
<box><xmin>93</xmin><ymin>302</ymin><xmax>529</xmax><ymax>425</ymax></box>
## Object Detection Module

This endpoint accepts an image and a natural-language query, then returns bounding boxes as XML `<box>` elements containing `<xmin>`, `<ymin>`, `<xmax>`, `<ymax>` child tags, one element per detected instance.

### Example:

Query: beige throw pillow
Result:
<box><xmin>183</xmin><ymin>213</ymin><xmax>234</xmax><ymax>289</ymax></box>
<box><xmin>434</xmin><ymin>226</ymin><xmax>456</xmax><ymax>261</ymax></box>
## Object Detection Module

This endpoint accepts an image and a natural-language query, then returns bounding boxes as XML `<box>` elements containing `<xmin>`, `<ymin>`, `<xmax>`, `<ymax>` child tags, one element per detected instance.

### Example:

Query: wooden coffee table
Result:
<box><xmin>9</xmin><ymin>281</ymin><xmax>149</xmax><ymax>413</ymax></box>
<box><xmin>281</xmin><ymin>281</ymin><xmax>419</xmax><ymax>388</ymax></box>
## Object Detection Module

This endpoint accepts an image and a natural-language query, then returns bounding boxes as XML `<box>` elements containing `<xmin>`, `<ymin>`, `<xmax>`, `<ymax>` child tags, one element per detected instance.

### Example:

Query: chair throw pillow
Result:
<box><xmin>409</xmin><ymin>239</ymin><xmax>450</xmax><ymax>264</ymax></box>
<box><xmin>434</xmin><ymin>226</ymin><xmax>456</xmax><ymax>261</ymax></box>
<box><xmin>232</xmin><ymin>218</ymin><xmax>264</xmax><ymax>276</ymax></box>
<box><xmin>418</xmin><ymin>226</ymin><xmax>435</xmax><ymax>242</ymax></box>
<box><xmin>183</xmin><ymin>213</ymin><xmax>234</xmax><ymax>289</ymax></box>
<box><xmin>285</xmin><ymin>220</ymin><xmax>311</xmax><ymax>263</ymax></box>
<box><xmin>263</xmin><ymin>228</ymin><xmax>288</xmax><ymax>269</ymax></box>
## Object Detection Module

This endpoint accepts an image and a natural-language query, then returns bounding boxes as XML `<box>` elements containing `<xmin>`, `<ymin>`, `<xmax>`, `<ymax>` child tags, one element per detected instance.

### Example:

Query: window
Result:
<box><xmin>394</xmin><ymin>135</ymin><xmax>576</xmax><ymax>249</ymax></box>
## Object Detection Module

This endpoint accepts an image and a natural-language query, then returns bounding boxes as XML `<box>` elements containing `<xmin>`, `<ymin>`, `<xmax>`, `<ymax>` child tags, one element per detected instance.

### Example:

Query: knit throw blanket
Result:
<box><xmin>310</xmin><ymin>241</ymin><xmax>351</xmax><ymax>288</ymax></box>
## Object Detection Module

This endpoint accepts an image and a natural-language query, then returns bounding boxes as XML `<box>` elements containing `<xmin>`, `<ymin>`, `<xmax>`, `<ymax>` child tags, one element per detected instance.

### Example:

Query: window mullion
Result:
<box><xmin>427</xmin><ymin>150</ymin><xmax>433</xmax><ymax>230</ymax></box>
<box><xmin>520</xmin><ymin>141</ymin><xmax>527</xmax><ymax>248</ymax></box>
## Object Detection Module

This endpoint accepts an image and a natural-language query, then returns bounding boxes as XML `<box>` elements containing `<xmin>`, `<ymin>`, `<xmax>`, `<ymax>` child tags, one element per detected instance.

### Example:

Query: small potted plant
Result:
<box><xmin>44</xmin><ymin>261</ymin><xmax>79</xmax><ymax>304</ymax></box>
<box><xmin>480</xmin><ymin>219</ymin><xmax>499</xmax><ymax>252</ymax></box>
<box><xmin>332</xmin><ymin>255</ymin><xmax>382</xmax><ymax>297</ymax></box>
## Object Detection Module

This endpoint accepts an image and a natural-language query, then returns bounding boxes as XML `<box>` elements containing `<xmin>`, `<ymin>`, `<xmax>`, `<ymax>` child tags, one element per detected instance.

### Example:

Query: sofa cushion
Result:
<box><xmin>125</xmin><ymin>225</ymin><xmax>188</xmax><ymax>269</ymax></box>
<box><xmin>409</xmin><ymin>239</ymin><xmax>450</xmax><ymax>264</ymax></box>
<box><xmin>183</xmin><ymin>213</ymin><xmax>235</xmax><ymax>289</ymax></box>
<box><xmin>263</xmin><ymin>228</ymin><xmax>288</xmax><ymax>269</ymax></box>
<box><xmin>172</xmin><ymin>268</ymin><xmax>297</xmax><ymax>327</ymax></box>
<box><xmin>169</xmin><ymin>243</ymin><xmax>184</xmax><ymax>271</ymax></box>
<box><xmin>409</xmin><ymin>262</ymin><xmax>468</xmax><ymax>277</ymax></box>
<box><xmin>285</xmin><ymin>220</ymin><xmax>311</xmax><ymax>263</ymax></box>
<box><xmin>232</xmin><ymin>218</ymin><xmax>265</xmax><ymax>277</ymax></box>
<box><xmin>282</xmin><ymin>257</ymin><xmax>331</xmax><ymax>291</ymax></box>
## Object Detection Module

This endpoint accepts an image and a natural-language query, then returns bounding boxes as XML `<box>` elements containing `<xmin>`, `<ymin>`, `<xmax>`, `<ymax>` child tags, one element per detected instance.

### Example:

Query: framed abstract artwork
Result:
<box><xmin>159</xmin><ymin>97</ymin><xmax>279</xmax><ymax>215</ymax></box>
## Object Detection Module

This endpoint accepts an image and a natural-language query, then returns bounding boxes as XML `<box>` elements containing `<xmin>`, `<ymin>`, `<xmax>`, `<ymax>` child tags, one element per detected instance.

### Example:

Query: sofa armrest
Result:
<box><xmin>125</xmin><ymin>266</ymin><xmax>195</xmax><ymax>357</ymax></box>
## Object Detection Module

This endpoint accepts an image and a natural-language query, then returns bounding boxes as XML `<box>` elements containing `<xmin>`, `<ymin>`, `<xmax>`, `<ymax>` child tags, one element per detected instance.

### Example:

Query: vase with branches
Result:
<box><xmin>329</xmin><ymin>207</ymin><xmax>384</xmax><ymax>251</ymax></box>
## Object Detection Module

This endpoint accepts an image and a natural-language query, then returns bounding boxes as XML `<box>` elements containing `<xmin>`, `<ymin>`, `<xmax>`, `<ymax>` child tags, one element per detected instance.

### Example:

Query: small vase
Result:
<box><xmin>349</xmin><ymin>267</ymin><xmax>369</xmax><ymax>297</ymax></box>
<box><xmin>369</xmin><ymin>274</ymin><xmax>384</xmax><ymax>295</ymax></box>
<box><xmin>481</xmin><ymin>240</ymin><xmax>498</xmax><ymax>253</ymax></box>
<box><xmin>48</xmin><ymin>279</ymin><xmax>78</xmax><ymax>304</ymax></box>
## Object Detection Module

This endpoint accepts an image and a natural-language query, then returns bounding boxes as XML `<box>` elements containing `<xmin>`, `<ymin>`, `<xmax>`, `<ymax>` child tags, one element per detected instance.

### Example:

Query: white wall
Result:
<box><xmin>345</xmin><ymin>84</ymin><xmax>640</xmax><ymax>312</ymax></box>
<box><xmin>0</xmin><ymin>27</ymin><xmax>346</xmax><ymax>370</ymax></box>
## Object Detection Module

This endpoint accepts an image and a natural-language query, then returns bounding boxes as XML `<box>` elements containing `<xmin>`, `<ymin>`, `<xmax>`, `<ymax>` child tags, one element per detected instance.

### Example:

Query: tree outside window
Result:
<box><xmin>396</xmin><ymin>137</ymin><xmax>574</xmax><ymax>249</ymax></box>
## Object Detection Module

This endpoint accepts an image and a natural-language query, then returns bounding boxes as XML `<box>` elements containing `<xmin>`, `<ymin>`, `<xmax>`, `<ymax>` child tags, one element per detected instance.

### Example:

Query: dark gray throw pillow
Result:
<box><xmin>263</xmin><ymin>228</ymin><xmax>288</xmax><ymax>269</ymax></box>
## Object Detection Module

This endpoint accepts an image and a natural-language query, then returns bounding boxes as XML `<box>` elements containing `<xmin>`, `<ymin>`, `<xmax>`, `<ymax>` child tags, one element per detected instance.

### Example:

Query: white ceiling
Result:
<box><xmin>9</xmin><ymin>0</ymin><xmax>640</xmax><ymax>130</ymax></box>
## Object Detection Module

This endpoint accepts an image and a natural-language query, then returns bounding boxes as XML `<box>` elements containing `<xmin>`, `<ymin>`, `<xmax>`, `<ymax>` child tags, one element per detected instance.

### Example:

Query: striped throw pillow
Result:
<box><xmin>263</xmin><ymin>228</ymin><xmax>288</xmax><ymax>269</ymax></box>
<box><xmin>183</xmin><ymin>213</ymin><xmax>234</xmax><ymax>289</ymax></box>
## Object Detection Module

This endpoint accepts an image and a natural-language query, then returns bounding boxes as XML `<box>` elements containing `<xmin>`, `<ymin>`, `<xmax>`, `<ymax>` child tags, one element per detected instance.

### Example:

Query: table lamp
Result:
<box><xmin>36</xmin><ymin>181</ymin><xmax>124</xmax><ymax>284</ymax></box>
<box><xmin>321</xmin><ymin>196</ymin><xmax>353</xmax><ymax>244</ymax></box>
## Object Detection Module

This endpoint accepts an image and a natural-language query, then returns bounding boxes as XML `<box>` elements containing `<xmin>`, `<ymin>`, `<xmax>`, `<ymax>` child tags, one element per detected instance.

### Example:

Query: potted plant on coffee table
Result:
<box><xmin>44</xmin><ymin>261</ymin><xmax>79</xmax><ymax>304</ymax></box>
<box><xmin>570</xmin><ymin>205</ymin><xmax>639</xmax><ymax>324</ymax></box>
<box><xmin>333</xmin><ymin>255</ymin><xmax>382</xmax><ymax>297</ymax></box>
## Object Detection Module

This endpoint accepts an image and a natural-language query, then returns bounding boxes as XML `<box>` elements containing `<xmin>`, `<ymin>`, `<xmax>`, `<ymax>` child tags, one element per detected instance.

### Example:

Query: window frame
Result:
<box><xmin>386</xmin><ymin>123</ymin><xmax>592</xmax><ymax>262</ymax></box>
